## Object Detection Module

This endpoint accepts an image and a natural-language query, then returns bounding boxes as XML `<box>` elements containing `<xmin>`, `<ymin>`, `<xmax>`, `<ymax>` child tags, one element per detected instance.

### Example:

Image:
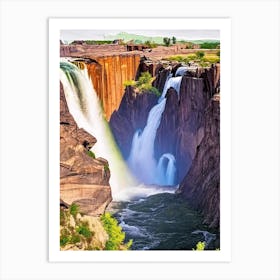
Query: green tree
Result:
<box><xmin>195</xmin><ymin>51</ymin><xmax>205</xmax><ymax>60</ymax></box>
<box><xmin>172</xmin><ymin>36</ymin><xmax>176</xmax><ymax>44</ymax></box>
<box><xmin>101</xmin><ymin>212</ymin><xmax>133</xmax><ymax>250</ymax></box>
<box><xmin>163</xmin><ymin>37</ymin><xmax>171</xmax><ymax>47</ymax></box>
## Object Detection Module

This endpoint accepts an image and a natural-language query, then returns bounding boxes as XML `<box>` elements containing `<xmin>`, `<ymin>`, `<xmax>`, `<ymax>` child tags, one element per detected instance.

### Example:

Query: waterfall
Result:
<box><xmin>175</xmin><ymin>66</ymin><xmax>188</xmax><ymax>77</ymax></box>
<box><xmin>60</xmin><ymin>59</ymin><xmax>136</xmax><ymax>199</ymax></box>
<box><xmin>127</xmin><ymin>75</ymin><xmax>182</xmax><ymax>186</ymax></box>
<box><xmin>159</xmin><ymin>75</ymin><xmax>182</xmax><ymax>101</ymax></box>
<box><xmin>156</xmin><ymin>154</ymin><xmax>176</xmax><ymax>185</ymax></box>
<box><xmin>127</xmin><ymin>99</ymin><xmax>167</xmax><ymax>184</ymax></box>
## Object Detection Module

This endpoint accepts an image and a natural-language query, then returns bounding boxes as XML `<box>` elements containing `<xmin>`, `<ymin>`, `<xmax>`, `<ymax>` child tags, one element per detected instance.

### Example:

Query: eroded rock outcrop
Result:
<box><xmin>177</xmin><ymin>98</ymin><xmax>220</xmax><ymax>228</ymax></box>
<box><xmin>60</xmin><ymin>83</ymin><xmax>112</xmax><ymax>216</ymax></box>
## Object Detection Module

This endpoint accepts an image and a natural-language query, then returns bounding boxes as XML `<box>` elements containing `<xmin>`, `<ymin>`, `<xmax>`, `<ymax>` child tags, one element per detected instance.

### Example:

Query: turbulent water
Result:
<box><xmin>109</xmin><ymin>192</ymin><xmax>219</xmax><ymax>250</ymax></box>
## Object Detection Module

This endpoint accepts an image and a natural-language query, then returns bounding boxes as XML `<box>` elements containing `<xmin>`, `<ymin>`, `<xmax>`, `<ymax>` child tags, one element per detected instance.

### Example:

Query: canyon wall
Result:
<box><xmin>61</xmin><ymin>46</ymin><xmax>141</xmax><ymax>120</ymax></box>
<box><xmin>177</xmin><ymin>97</ymin><xmax>220</xmax><ymax>228</ymax></box>
<box><xmin>87</xmin><ymin>54</ymin><xmax>141</xmax><ymax>120</ymax></box>
<box><xmin>60</xmin><ymin>83</ymin><xmax>112</xmax><ymax>216</ymax></box>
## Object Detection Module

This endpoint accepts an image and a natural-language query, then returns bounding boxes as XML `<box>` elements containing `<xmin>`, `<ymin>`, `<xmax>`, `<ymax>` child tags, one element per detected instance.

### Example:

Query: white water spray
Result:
<box><xmin>60</xmin><ymin>60</ymin><xmax>136</xmax><ymax>199</ymax></box>
<box><xmin>128</xmin><ymin>75</ymin><xmax>182</xmax><ymax>186</ymax></box>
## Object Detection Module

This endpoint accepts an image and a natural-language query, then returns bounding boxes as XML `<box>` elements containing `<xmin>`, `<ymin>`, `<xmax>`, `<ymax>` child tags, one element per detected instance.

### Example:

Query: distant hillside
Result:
<box><xmin>104</xmin><ymin>32</ymin><xmax>164</xmax><ymax>44</ymax></box>
<box><xmin>104</xmin><ymin>32</ymin><xmax>219</xmax><ymax>45</ymax></box>
<box><xmin>187</xmin><ymin>39</ymin><xmax>220</xmax><ymax>44</ymax></box>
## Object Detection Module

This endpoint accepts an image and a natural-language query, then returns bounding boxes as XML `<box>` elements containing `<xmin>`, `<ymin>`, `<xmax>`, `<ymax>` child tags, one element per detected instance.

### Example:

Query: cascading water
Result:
<box><xmin>159</xmin><ymin>75</ymin><xmax>183</xmax><ymax>101</ymax></box>
<box><xmin>127</xmin><ymin>99</ymin><xmax>167</xmax><ymax>184</ymax></box>
<box><xmin>60</xmin><ymin>59</ymin><xmax>136</xmax><ymax>199</ymax></box>
<box><xmin>175</xmin><ymin>66</ymin><xmax>188</xmax><ymax>77</ymax></box>
<box><xmin>156</xmin><ymin>153</ymin><xmax>176</xmax><ymax>185</ymax></box>
<box><xmin>127</xmin><ymin>75</ymin><xmax>182</xmax><ymax>186</ymax></box>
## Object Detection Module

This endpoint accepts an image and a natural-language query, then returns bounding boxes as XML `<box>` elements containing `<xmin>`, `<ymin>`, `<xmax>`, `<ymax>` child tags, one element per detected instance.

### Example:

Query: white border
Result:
<box><xmin>49</xmin><ymin>18</ymin><xmax>231</xmax><ymax>262</ymax></box>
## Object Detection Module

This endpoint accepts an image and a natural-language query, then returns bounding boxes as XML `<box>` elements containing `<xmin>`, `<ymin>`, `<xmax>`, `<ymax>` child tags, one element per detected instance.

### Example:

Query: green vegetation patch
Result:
<box><xmin>101</xmin><ymin>212</ymin><xmax>133</xmax><ymax>250</ymax></box>
<box><xmin>60</xmin><ymin>206</ymin><xmax>95</xmax><ymax>249</ymax></box>
<box><xmin>104</xmin><ymin>163</ymin><xmax>110</xmax><ymax>173</ymax></box>
<box><xmin>76</xmin><ymin>223</ymin><xmax>93</xmax><ymax>239</ymax></box>
<box><xmin>199</xmin><ymin>42</ymin><xmax>220</xmax><ymax>49</ymax></box>
<box><xmin>85</xmin><ymin>40</ymin><xmax>114</xmax><ymax>45</ymax></box>
<box><xmin>193</xmin><ymin>241</ymin><xmax>206</xmax><ymax>251</ymax></box>
<box><xmin>124</xmin><ymin>72</ymin><xmax>160</xmax><ymax>97</ymax></box>
<box><xmin>166</xmin><ymin>52</ymin><xmax>220</xmax><ymax>66</ymax></box>
<box><xmin>87</xmin><ymin>150</ymin><xmax>96</xmax><ymax>159</ymax></box>
<box><xmin>70</xmin><ymin>203</ymin><xmax>79</xmax><ymax>217</ymax></box>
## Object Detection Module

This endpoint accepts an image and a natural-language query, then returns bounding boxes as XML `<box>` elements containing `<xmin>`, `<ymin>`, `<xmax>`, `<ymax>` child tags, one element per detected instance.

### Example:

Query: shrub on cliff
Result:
<box><xmin>193</xmin><ymin>241</ymin><xmax>206</xmax><ymax>250</ymax></box>
<box><xmin>70</xmin><ymin>203</ymin><xmax>79</xmax><ymax>217</ymax></box>
<box><xmin>136</xmin><ymin>72</ymin><xmax>160</xmax><ymax>96</ymax></box>
<box><xmin>101</xmin><ymin>212</ymin><xmax>133</xmax><ymax>250</ymax></box>
<box><xmin>123</xmin><ymin>80</ymin><xmax>136</xmax><ymax>87</ymax></box>
<box><xmin>124</xmin><ymin>72</ymin><xmax>160</xmax><ymax>97</ymax></box>
<box><xmin>60</xmin><ymin>205</ymin><xmax>104</xmax><ymax>250</ymax></box>
<box><xmin>86</xmin><ymin>150</ymin><xmax>96</xmax><ymax>159</ymax></box>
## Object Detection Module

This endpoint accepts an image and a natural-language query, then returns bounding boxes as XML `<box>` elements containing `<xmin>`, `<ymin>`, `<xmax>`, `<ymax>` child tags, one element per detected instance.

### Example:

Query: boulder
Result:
<box><xmin>60</xmin><ymin>184</ymin><xmax>112</xmax><ymax>216</ymax></box>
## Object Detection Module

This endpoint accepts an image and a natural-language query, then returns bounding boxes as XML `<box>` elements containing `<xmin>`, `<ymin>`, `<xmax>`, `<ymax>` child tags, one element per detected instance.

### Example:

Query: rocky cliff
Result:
<box><xmin>61</xmin><ymin>47</ymin><xmax>141</xmax><ymax>120</ymax></box>
<box><xmin>109</xmin><ymin>86</ymin><xmax>158</xmax><ymax>159</ymax></box>
<box><xmin>177</xmin><ymin>97</ymin><xmax>220</xmax><ymax>228</ymax></box>
<box><xmin>154</xmin><ymin>75</ymin><xmax>208</xmax><ymax>183</ymax></box>
<box><xmin>60</xmin><ymin>83</ymin><xmax>112</xmax><ymax>216</ymax></box>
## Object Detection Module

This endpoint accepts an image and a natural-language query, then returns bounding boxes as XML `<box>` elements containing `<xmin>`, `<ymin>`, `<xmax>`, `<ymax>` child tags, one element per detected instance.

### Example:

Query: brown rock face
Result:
<box><xmin>61</xmin><ymin>47</ymin><xmax>141</xmax><ymax>120</ymax></box>
<box><xmin>87</xmin><ymin>54</ymin><xmax>141</xmax><ymax>120</ymax></box>
<box><xmin>60</xmin><ymin>184</ymin><xmax>112</xmax><ymax>216</ymax></box>
<box><xmin>60</xmin><ymin>83</ymin><xmax>112</xmax><ymax>216</ymax></box>
<box><xmin>152</xmin><ymin>67</ymin><xmax>171</xmax><ymax>93</ymax></box>
<box><xmin>109</xmin><ymin>86</ymin><xmax>158</xmax><ymax>159</ymax></box>
<box><xmin>177</xmin><ymin>99</ymin><xmax>220</xmax><ymax>228</ymax></box>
